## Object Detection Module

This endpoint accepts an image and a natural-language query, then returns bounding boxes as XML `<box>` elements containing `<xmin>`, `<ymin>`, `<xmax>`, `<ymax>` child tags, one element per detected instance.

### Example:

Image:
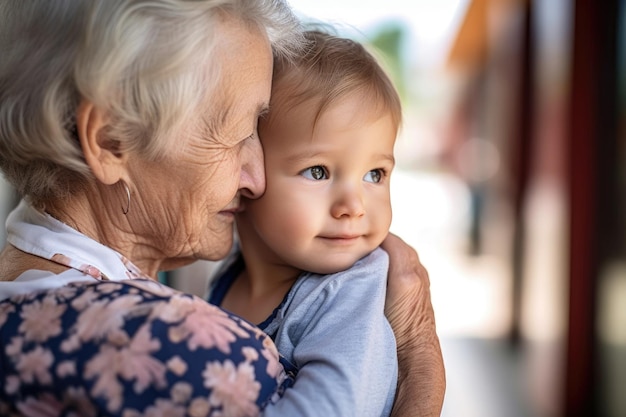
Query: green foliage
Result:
<box><xmin>368</xmin><ymin>21</ymin><xmax>409</xmax><ymax>100</ymax></box>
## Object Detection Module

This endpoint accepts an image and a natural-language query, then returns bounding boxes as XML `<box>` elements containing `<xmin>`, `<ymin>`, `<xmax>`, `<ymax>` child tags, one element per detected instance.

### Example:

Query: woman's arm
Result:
<box><xmin>0</xmin><ymin>278</ymin><xmax>291</xmax><ymax>416</ymax></box>
<box><xmin>382</xmin><ymin>233</ymin><xmax>446</xmax><ymax>417</ymax></box>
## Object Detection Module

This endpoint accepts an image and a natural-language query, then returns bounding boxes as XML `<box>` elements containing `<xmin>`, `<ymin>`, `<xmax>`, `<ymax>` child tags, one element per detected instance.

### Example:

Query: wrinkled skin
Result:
<box><xmin>383</xmin><ymin>233</ymin><xmax>446</xmax><ymax>416</ymax></box>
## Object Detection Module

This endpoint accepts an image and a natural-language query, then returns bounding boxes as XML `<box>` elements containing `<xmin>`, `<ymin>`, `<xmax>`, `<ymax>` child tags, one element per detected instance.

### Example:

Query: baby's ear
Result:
<box><xmin>76</xmin><ymin>101</ymin><xmax>127</xmax><ymax>185</ymax></box>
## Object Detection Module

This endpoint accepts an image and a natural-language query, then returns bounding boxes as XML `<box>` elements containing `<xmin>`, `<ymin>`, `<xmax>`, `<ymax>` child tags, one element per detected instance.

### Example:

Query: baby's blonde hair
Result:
<box><xmin>265</xmin><ymin>29</ymin><xmax>402</xmax><ymax>132</ymax></box>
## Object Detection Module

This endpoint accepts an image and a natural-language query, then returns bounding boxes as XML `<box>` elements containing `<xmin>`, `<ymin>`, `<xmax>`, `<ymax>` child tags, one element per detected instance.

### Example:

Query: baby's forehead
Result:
<box><xmin>271</xmin><ymin>99</ymin><xmax>396</xmax><ymax>147</ymax></box>
<box><xmin>271</xmin><ymin>86</ymin><xmax>398</xmax><ymax>129</ymax></box>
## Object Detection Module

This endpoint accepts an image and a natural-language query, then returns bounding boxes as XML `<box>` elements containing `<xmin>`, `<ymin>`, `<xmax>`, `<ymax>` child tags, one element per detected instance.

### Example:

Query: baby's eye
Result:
<box><xmin>364</xmin><ymin>169</ymin><xmax>383</xmax><ymax>183</ymax></box>
<box><xmin>301</xmin><ymin>166</ymin><xmax>328</xmax><ymax>180</ymax></box>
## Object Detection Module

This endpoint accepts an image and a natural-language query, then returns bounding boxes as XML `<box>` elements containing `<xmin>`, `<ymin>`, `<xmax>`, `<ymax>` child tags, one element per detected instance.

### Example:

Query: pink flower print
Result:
<box><xmin>170</xmin><ymin>382</ymin><xmax>193</xmax><ymax>405</ymax></box>
<box><xmin>149</xmin><ymin>293</ymin><xmax>195</xmax><ymax>324</ymax></box>
<box><xmin>119</xmin><ymin>409</ymin><xmax>142</xmax><ymax>417</ymax></box>
<box><xmin>189</xmin><ymin>397</ymin><xmax>211</xmax><ymax>417</ymax></box>
<box><xmin>166</xmin><ymin>356</ymin><xmax>188</xmax><ymax>376</ymax></box>
<box><xmin>16</xmin><ymin>346</ymin><xmax>54</xmax><ymax>385</ymax></box>
<box><xmin>85</xmin><ymin>323</ymin><xmax>167</xmax><ymax>412</ymax></box>
<box><xmin>69</xmin><ymin>285</ymin><xmax>101</xmax><ymax>311</ymax></box>
<box><xmin>236</xmin><ymin>318</ymin><xmax>274</xmax><ymax>342</ymax></box>
<box><xmin>126</xmin><ymin>279</ymin><xmax>176</xmax><ymax>297</ymax></box>
<box><xmin>143</xmin><ymin>399</ymin><xmax>186</xmax><ymax>417</ymax></box>
<box><xmin>170</xmin><ymin>304</ymin><xmax>250</xmax><ymax>354</ymax></box>
<box><xmin>59</xmin><ymin>334</ymin><xmax>81</xmax><ymax>354</ymax></box>
<box><xmin>5</xmin><ymin>335</ymin><xmax>23</xmax><ymax>357</ymax></box>
<box><xmin>48</xmin><ymin>284</ymin><xmax>79</xmax><ymax>301</ymax></box>
<box><xmin>260</xmin><ymin>337</ymin><xmax>283</xmax><ymax>379</ymax></box>
<box><xmin>96</xmin><ymin>282</ymin><xmax>123</xmax><ymax>295</ymax></box>
<box><xmin>0</xmin><ymin>303</ymin><xmax>15</xmax><ymax>327</ymax></box>
<box><xmin>203</xmin><ymin>360</ymin><xmax>261</xmax><ymax>417</ymax></box>
<box><xmin>16</xmin><ymin>393</ymin><xmax>63</xmax><ymax>417</ymax></box>
<box><xmin>78</xmin><ymin>264</ymin><xmax>104</xmax><ymax>280</ymax></box>
<box><xmin>241</xmin><ymin>346</ymin><xmax>259</xmax><ymax>363</ymax></box>
<box><xmin>234</xmin><ymin>317</ymin><xmax>283</xmax><ymax>375</ymax></box>
<box><xmin>63</xmin><ymin>293</ymin><xmax>142</xmax><ymax>352</ymax></box>
<box><xmin>56</xmin><ymin>360</ymin><xmax>76</xmax><ymax>377</ymax></box>
<box><xmin>84</xmin><ymin>345</ymin><xmax>124</xmax><ymax>412</ymax></box>
<box><xmin>18</xmin><ymin>296</ymin><xmax>65</xmax><ymax>342</ymax></box>
<box><xmin>234</xmin><ymin>318</ymin><xmax>258</xmax><ymax>334</ymax></box>
<box><xmin>16</xmin><ymin>387</ymin><xmax>96</xmax><ymax>417</ymax></box>
<box><xmin>117</xmin><ymin>323</ymin><xmax>167</xmax><ymax>393</ymax></box>
<box><xmin>5</xmin><ymin>375</ymin><xmax>20</xmax><ymax>395</ymax></box>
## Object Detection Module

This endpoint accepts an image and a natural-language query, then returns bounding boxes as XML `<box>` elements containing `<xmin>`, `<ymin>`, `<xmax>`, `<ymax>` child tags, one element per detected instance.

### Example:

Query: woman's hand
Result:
<box><xmin>382</xmin><ymin>233</ymin><xmax>446</xmax><ymax>416</ymax></box>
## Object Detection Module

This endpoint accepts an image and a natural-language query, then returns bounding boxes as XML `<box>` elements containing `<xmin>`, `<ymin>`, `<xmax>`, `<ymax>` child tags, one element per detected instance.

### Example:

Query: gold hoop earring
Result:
<box><xmin>121</xmin><ymin>181</ymin><xmax>131</xmax><ymax>215</ymax></box>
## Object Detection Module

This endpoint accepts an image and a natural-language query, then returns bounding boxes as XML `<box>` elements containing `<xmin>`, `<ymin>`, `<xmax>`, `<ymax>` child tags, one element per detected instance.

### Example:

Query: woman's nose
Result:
<box><xmin>239</xmin><ymin>134</ymin><xmax>265</xmax><ymax>199</ymax></box>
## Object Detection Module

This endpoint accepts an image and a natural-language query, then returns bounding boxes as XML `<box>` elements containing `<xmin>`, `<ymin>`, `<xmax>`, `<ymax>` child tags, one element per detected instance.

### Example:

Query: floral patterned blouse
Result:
<box><xmin>0</xmin><ymin>201</ymin><xmax>295</xmax><ymax>416</ymax></box>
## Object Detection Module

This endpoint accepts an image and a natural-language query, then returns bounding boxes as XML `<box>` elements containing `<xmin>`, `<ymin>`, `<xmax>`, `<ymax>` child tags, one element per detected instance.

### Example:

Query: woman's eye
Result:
<box><xmin>364</xmin><ymin>169</ymin><xmax>383</xmax><ymax>183</ymax></box>
<box><xmin>243</xmin><ymin>132</ymin><xmax>256</xmax><ymax>143</ymax></box>
<box><xmin>301</xmin><ymin>166</ymin><xmax>328</xmax><ymax>180</ymax></box>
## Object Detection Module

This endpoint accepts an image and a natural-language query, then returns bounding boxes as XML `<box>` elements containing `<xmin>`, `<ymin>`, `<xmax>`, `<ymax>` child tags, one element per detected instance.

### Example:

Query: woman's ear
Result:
<box><xmin>76</xmin><ymin>101</ymin><xmax>128</xmax><ymax>185</ymax></box>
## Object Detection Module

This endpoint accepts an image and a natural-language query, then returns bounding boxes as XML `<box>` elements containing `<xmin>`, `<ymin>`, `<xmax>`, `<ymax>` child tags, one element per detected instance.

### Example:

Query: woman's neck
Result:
<box><xmin>0</xmin><ymin>244</ymin><xmax>68</xmax><ymax>281</ymax></box>
<box><xmin>44</xmin><ymin>192</ymin><xmax>162</xmax><ymax>279</ymax></box>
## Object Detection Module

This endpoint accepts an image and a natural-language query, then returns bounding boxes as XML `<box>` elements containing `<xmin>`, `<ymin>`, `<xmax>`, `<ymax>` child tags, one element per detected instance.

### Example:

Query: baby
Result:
<box><xmin>209</xmin><ymin>29</ymin><xmax>403</xmax><ymax>417</ymax></box>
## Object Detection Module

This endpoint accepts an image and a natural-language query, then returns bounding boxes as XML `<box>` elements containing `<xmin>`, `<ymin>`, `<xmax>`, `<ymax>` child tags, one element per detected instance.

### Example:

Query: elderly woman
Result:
<box><xmin>0</xmin><ymin>1</ymin><xmax>444</xmax><ymax>416</ymax></box>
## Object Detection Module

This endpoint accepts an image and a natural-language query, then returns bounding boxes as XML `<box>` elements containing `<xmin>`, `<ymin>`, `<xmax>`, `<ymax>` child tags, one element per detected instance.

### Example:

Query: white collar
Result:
<box><xmin>5</xmin><ymin>200</ymin><xmax>148</xmax><ymax>283</ymax></box>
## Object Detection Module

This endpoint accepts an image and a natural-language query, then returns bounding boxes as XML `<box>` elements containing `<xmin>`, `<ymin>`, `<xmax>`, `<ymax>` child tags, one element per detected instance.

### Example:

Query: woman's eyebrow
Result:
<box><xmin>200</xmin><ymin>101</ymin><xmax>269</xmax><ymax>141</ymax></box>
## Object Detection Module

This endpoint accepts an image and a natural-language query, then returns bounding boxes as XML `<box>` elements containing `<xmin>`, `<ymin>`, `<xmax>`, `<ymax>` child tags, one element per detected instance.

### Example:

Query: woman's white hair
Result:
<box><xmin>0</xmin><ymin>0</ymin><xmax>303</xmax><ymax>205</ymax></box>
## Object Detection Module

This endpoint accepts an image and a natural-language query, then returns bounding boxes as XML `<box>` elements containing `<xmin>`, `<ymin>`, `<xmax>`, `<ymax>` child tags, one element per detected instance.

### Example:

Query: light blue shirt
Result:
<box><xmin>211</xmin><ymin>247</ymin><xmax>398</xmax><ymax>417</ymax></box>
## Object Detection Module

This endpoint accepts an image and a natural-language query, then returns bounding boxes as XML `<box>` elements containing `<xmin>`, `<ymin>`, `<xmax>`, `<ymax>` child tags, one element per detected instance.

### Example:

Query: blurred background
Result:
<box><xmin>1</xmin><ymin>0</ymin><xmax>625</xmax><ymax>415</ymax></box>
